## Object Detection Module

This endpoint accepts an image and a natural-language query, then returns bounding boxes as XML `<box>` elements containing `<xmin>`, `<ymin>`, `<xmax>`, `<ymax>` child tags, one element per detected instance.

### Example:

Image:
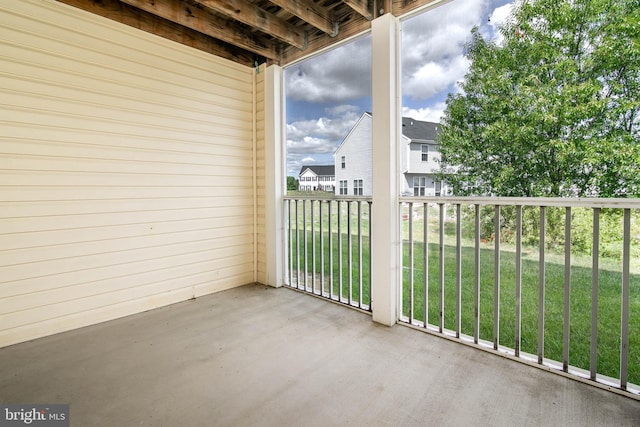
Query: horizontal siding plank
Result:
<box><xmin>2</xmin><ymin>213</ymin><xmax>253</xmax><ymax>250</ymax></box>
<box><xmin>2</xmin><ymin>247</ymin><xmax>254</xmax><ymax>316</ymax></box>
<box><xmin>1</xmin><ymin>200</ymin><xmax>251</xmax><ymax>221</ymax></box>
<box><xmin>0</xmin><ymin>172</ymin><xmax>253</xmax><ymax>187</ymax></box>
<box><xmin>1</xmin><ymin>260</ymin><xmax>254</xmax><ymax>330</ymax></box>
<box><xmin>0</xmin><ymin>106</ymin><xmax>252</xmax><ymax>144</ymax></box>
<box><xmin>1</xmin><ymin>238</ymin><xmax>251</xmax><ymax>297</ymax></box>
<box><xmin>0</xmin><ymin>123</ymin><xmax>254</xmax><ymax>155</ymax></box>
<box><xmin>1</xmin><ymin>153</ymin><xmax>251</xmax><ymax>175</ymax></box>
<box><xmin>1</xmin><ymin>226</ymin><xmax>253</xmax><ymax>281</ymax></box>
<box><xmin>0</xmin><ymin>23</ymin><xmax>254</xmax><ymax>99</ymax></box>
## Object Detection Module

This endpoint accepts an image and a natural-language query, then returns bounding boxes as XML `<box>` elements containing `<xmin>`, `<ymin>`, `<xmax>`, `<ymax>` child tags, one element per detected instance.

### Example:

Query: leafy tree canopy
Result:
<box><xmin>287</xmin><ymin>176</ymin><xmax>299</xmax><ymax>191</ymax></box>
<box><xmin>438</xmin><ymin>0</ymin><xmax>640</xmax><ymax>197</ymax></box>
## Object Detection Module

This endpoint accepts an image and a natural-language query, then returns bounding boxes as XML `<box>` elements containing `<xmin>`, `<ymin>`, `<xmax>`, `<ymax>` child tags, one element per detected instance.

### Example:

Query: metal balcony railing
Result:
<box><xmin>284</xmin><ymin>195</ymin><xmax>372</xmax><ymax>311</ymax></box>
<box><xmin>399</xmin><ymin>196</ymin><xmax>640</xmax><ymax>396</ymax></box>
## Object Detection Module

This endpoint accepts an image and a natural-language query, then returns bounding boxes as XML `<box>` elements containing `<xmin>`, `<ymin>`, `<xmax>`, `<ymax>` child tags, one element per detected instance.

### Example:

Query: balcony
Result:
<box><xmin>1</xmin><ymin>283</ymin><xmax>639</xmax><ymax>426</ymax></box>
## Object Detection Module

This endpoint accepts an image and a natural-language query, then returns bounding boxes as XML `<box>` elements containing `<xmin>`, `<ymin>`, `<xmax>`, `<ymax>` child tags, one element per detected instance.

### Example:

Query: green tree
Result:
<box><xmin>438</xmin><ymin>0</ymin><xmax>640</xmax><ymax>197</ymax></box>
<box><xmin>287</xmin><ymin>176</ymin><xmax>299</xmax><ymax>191</ymax></box>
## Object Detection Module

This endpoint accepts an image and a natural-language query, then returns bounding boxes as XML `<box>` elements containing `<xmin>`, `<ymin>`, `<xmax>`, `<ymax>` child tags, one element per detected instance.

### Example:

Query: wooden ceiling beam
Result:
<box><xmin>56</xmin><ymin>0</ymin><xmax>261</xmax><ymax>66</ymax></box>
<box><xmin>342</xmin><ymin>0</ymin><xmax>373</xmax><ymax>20</ymax></box>
<box><xmin>118</xmin><ymin>0</ymin><xmax>279</xmax><ymax>60</ymax></box>
<box><xmin>268</xmin><ymin>0</ymin><xmax>338</xmax><ymax>37</ymax></box>
<box><xmin>391</xmin><ymin>0</ymin><xmax>445</xmax><ymax>17</ymax></box>
<box><xmin>195</xmin><ymin>0</ymin><xmax>306</xmax><ymax>50</ymax></box>
<box><xmin>280</xmin><ymin>12</ymin><xmax>372</xmax><ymax>65</ymax></box>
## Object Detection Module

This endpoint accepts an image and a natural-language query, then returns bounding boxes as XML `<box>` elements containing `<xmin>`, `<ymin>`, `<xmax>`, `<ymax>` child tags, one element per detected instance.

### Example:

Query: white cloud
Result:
<box><xmin>286</xmin><ymin>105</ymin><xmax>362</xmax><ymax>175</ymax></box>
<box><xmin>401</xmin><ymin>0</ymin><xmax>516</xmax><ymax>100</ymax></box>
<box><xmin>286</xmin><ymin>37</ymin><xmax>372</xmax><ymax>103</ymax></box>
<box><xmin>402</xmin><ymin>103</ymin><xmax>447</xmax><ymax>123</ymax></box>
<box><xmin>488</xmin><ymin>3</ymin><xmax>516</xmax><ymax>44</ymax></box>
<box><xmin>402</xmin><ymin>55</ymin><xmax>470</xmax><ymax>100</ymax></box>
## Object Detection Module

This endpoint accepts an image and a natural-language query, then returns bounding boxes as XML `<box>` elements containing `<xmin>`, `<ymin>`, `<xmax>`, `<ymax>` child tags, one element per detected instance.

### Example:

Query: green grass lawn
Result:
<box><xmin>286</xmin><ymin>200</ymin><xmax>640</xmax><ymax>386</ymax></box>
<box><xmin>401</xmin><ymin>241</ymin><xmax>640</xmax><ymax>385</ymax></box>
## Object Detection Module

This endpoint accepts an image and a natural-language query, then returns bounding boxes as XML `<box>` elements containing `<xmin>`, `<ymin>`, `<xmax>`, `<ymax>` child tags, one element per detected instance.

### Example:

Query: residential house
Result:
<box><xmin>298</xmin><ymin>165</ymin><xmax>335</xmax><ymax>192</ymax></box>
<box><xmin>334</xmin><ymin>112</ymin><xmax>449</xmax><ymax>196</ymax></box>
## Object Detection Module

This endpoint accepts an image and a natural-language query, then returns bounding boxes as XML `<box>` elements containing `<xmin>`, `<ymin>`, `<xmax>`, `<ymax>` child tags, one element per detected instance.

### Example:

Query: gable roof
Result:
<box><xmin>401</xmin><ymin>117</ymin><xmax>440</xmax><ymax>142</ymax></box>
<box><xmin>299</xmin><ymin>165</ymin><xmax>335</xmax><ymax>177</ymax></box>
<box><xmin>334</xmin><ymin>112</ymin><xmax>372</xmax><ymax>156</ymax></box>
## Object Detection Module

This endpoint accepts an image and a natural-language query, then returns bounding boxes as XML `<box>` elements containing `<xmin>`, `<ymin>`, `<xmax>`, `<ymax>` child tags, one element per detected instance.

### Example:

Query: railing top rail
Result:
<box><xmin>399</xmin><ymin>196</ymin><xmax>640</xmax><ymax>209</ymax></box>
<box><xmin>284</xmin><ymin>195</ymin><xmax>373</xmax><ymax>202</ymax></box>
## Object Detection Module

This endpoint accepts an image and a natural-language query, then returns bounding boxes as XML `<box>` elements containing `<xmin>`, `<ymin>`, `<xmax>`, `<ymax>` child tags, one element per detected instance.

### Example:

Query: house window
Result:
<box><xmin>339</xmin><ymin>180</ymin><xmax>348</xmax><ymax>195</ymax></box>
<box><xmin>413</xmin><ymin>176</ymin><xmax>426</xmax><ymax>196</ymax></box>
<box><xmin>436</xmin><ymin>180</ymin><xmax>442</xmax><ymax>197</ymax></box>
<box><xmin>353</xmin><ymin>179</ymin><xmax>363</xmax><ymax>196</ymax></box>
<box><xmin>341</xmin><ymin>156</ymin><xmax>346</xmax><ymax>169</ymax></box>
<box><xmin>421</xmin><ymin>145</ymin><xmax>429</xmax><ymax>162</ymax></box>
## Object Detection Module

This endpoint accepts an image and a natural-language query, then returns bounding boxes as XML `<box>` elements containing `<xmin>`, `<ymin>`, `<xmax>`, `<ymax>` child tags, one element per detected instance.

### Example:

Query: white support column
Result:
<box><xmin>265</xmin><ymin>64</ymin><xmax>285</xmax><ymax>288</ymax></box>
<box><xmin>371</xmin><ymin>13</ymin><xmax>400</xmax><ymax>326</ymax></box>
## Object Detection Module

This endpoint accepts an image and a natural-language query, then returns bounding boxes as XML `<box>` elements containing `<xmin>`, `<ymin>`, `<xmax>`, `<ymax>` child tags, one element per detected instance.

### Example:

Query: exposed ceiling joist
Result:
<box><xmin>268</xmin><ymin>0</ymin><xmax>338</xmax><ymax>36</ymax></box>
<box><xmin>195</xmin><ymin>0</ymin><xmax>307</xmax><ymax>50</ymax></box>
<box><xmin>342</xmin><ymin>0</ymin><xmax>372</xmax><ymax>20</ymax></box>
<box><xmin>119</xmin><ymin>0</ymin><xmax>279</xmax><ymax>59</ymax></box>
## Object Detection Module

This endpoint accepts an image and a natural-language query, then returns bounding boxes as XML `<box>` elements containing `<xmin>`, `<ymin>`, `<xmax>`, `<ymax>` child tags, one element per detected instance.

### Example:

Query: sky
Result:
<box><xmin>284</xmin><ymin>0</ymin><xmax>515</xmax><ymax>177</ymax></box>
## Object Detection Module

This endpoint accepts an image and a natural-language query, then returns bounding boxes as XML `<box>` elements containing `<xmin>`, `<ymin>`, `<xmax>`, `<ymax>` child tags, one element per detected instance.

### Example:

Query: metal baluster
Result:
<box><xmin>455</xmin><ymin>204</ymin><xmax>462</xmax><ymax>338</ymax></box>
<box><xmin>424</xmin><ymin>202</ymin><xmax>429</xmax><ymax>327</ymax></box>
<box><xmin>287</xmin><ymin>199</ymin><xmax>292</xmax><ymax>287</ymax></box>
<box><xmin>563</xmin><ymin>207</ymin><xmax>571</xmax><ymax>372</ymax></box>
<box><xmin>296</xmin><ymin>200</ymin><xmax>301</xmax><ymax>289</ymax></box>
<box><xmin>538</xmin><ymin>206</ymin><xmax>546</xmax><ymax>364</ymax></box>
<box><xmin>311</xmin><ymin>200</ymin><xmax>316</xmax><ymax>294</ymax></box>
<box><xmin>621</xmin><ymin>209</ymin><xmax>631</xmax><ymax>390</ymax></box>
<box><xmin>474</xmin><ymin>204</ymin><xmax>481</xmax><ymax>344</ymax></box>
<box><xmin>515</xmin><ymin>205</ymin><xmax>522</xmax><ymax>357</ymax></box>
<box><xmin>338</xmin><ymin>201</ymin><xmax>343</xmax><ymax>302</ymax></box>
<box><xmin>348</xmin><ymin>201</ymin><xmax>353</xmax><ymax>306</ymax></box>
<box><xmin>358</xmin><ymin>201</ymin><xmax>363</xmax><ymax>308</ymax></box>
<box><xmin>590</xmin><ymin>208</ymin><xmax>600</xmax><ymax>381</ymax></box>
<box><xmin>303</xmin><ymin>200</ymin><xmax>308</xmax><ymax>291</ymax></box>
<box><xmin>439</xmin><ymin>203</ymin><xmax>445</xmax><ymax>333</ymax></box>
<box><xmin>409</xmin><ymin>202</ymin><xmax>415</xmax><ymax>323</ymax></box>
<box><xmin>329</xmin><ymin>201</ymin><xmax>334</xmax><ymax>300</ymax></box>
<box><xmin>494</xmin><ymin>205</ymin><xmax>501</xmax><ymax>350</ymax></box>
<box><xmin>320</xmin><ymin>200</ymin><xmax>325</xmax><ymax>296</ymax></box>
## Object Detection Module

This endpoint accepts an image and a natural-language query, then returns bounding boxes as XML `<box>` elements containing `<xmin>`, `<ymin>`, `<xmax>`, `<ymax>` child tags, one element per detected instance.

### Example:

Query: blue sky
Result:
<box><xmin>284</xmin><ymin>0</ymin><xmax>514</xmax><ymax>176</ymax></box>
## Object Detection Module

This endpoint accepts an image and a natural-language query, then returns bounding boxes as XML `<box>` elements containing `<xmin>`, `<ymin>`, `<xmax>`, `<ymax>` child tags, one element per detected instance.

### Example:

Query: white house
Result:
<box><xmin>334</xmin><ymin>113</ymin><xmax>373</xmax><ymax>196</ymax></box>
<box><xmin>298</xmin><ymin>165</ymin><xmax>335</xmax><ymax>192</ymax></box>
<box><xmin>334</xmin><ymin>112</ymin><xmax>449</xmax><ymax>196</ymax></box>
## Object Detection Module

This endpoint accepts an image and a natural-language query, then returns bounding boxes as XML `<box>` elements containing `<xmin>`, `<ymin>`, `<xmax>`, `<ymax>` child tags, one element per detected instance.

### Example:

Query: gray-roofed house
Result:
<box><xmin>334</xmin><ymin>112</ymin><xmax>449</xmax><ymax>197</ymax></box>
<box><xmin>298</xmin><ymin>165</ymin><xmax>336</xmax><ymax>192</ymax></box>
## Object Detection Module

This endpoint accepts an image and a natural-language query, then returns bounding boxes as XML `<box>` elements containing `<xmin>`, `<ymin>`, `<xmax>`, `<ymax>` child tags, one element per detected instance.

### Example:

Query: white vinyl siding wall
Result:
<box><xmin>334</xmin><ymin>113</ymin><xmax>372</xmax><ymax>196</ymax></box>
<box><xmin>0</xmin><ymin>0</ymin><xmax>257</xmax><ymax>347</ymax></box>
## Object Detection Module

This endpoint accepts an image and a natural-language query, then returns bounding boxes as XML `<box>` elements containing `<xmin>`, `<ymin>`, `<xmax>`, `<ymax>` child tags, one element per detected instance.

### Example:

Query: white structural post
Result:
<box><xmin>371</xmin><ymin>13</ymin><xmax>400</xmax><ymax>326</ymax></box>
<box><xmin>265</xmin><ymin>64</ymin><xmax>285</xmax><ymax>288</ymax></box>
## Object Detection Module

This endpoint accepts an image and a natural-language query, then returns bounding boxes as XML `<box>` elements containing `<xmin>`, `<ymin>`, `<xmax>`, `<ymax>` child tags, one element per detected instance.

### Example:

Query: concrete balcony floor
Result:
<box><xmin>1</xmin><ymin>284</ymin><xmax>639</xmax><ymax>426</ymax></box>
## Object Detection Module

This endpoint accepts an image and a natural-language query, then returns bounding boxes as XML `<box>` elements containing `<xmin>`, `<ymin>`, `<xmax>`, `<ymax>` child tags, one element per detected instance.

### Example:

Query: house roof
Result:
<box><xmin>299</xmin><ymin>165</ymin><xmax>335</xmax><ymax>177</ymax></box>
<box><xmin>401</xmin><ymin>117</ymin><xmax>440</xmax><ymax>142</ymax></box>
